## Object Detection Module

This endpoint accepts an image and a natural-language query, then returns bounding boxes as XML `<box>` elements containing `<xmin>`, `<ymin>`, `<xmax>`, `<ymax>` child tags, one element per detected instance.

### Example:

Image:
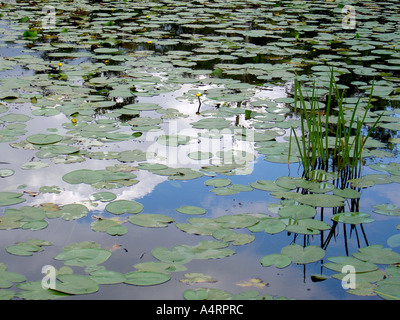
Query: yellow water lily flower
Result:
<box><xmin>58</xmin><ymin>62</ymin><xmax>62</xmax><ymax>67</ymax></box>
<box><xmin>196</xmin><ymin>93</ymin><xmax>201</xmax><ymax>97</ymax></box>
<box><xmin>148</xmin><ymin>40</ymin><xmax>152</xmax><ymax>44</ymax></box>
<box><xmin>71</xmin><ymin>118</ymin><xmax>77</xmax><ymax>123</ymax></box>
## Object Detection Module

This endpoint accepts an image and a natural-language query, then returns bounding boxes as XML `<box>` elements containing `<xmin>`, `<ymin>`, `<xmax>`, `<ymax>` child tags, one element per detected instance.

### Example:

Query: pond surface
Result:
<box><xmin>1</xmin><ymin>0</ymin><xmax>400</xmax><ymax>300</ymax></box>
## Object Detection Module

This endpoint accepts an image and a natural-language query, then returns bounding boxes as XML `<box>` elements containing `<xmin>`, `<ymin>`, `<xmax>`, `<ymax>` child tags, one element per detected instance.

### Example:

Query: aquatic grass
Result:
<box><xmin>289</xmin><ymin>69</ymin><xmax>383</xmax><ymax>181</ymax></box>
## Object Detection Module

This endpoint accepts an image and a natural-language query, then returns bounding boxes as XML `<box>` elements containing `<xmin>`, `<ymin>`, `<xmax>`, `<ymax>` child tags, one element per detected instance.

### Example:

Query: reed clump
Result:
<box><xmin>289</xmin><ymin>69</ymin><xmax>382</xmax><ymax>181</ymax></box>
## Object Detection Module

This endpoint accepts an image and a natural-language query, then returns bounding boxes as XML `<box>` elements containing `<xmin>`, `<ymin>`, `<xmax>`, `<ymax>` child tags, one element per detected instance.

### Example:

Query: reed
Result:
<box><xmin>289</xmin><ymin>69</ymin><xmax>382</xmax><ymax>180</ymax></box>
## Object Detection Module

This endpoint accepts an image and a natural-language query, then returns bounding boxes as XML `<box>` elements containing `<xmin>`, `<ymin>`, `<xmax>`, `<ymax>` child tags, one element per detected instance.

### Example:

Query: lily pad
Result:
<box><xmin>124</xmin><ymin>271</ymin><xmax>170</xmax><ymax>286</ymax></box>
<box><xmin>105</xmin><ymin>200</ymin><xmax>144</xmax><ymax>215</ymax></box>
<box><xmin>128</xmin><ymin>214</ymin><xmax>174</xmax><ymax>228</ymax></box>
<box><xmin>280</xmin><ymin>244</ymin><xmax>325</xmax><ymax>265</ymax></box>
<box><xmin>26</xmin><ymin>134</ymin><xmax>63</xmax><ymax>145</ymax></box>
<box><xmin>176</xmin><ymin>205</ymin><xmax>206</xmax><ymax>215</ymax></box>
<box><xmin>260</xmin><ymin>253</ymin><xmax>291</xmax><ymax>269</ymax></box>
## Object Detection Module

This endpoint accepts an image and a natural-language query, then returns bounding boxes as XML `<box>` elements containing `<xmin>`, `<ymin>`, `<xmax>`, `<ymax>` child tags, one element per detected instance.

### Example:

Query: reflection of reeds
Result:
<box><xmin>289</xmin><ymin>69</ymin><xmax>382</xmax><ymax>181</ymax></box>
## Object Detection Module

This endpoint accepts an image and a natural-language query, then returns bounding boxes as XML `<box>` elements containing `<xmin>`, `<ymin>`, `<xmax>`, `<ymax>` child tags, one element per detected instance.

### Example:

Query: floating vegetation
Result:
<box><xmin>0</xmin><ymin>0</ymin><xmax>400</xmax><ymax>301</ymax></box>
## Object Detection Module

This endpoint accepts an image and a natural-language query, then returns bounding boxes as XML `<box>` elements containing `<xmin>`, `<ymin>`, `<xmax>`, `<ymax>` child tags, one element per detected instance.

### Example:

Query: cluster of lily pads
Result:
<box><xmin>1</xmin><ymin>0</ymin><xmax>400</xmax><ymax>300</ymax></box>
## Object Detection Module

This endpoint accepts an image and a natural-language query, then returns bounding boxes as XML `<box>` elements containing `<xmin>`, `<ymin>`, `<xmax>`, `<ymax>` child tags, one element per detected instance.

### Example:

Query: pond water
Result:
<box><xmin>1</xmin><ymin>0</ymin><xmax>400</xmax><ymax>301</ymax></box>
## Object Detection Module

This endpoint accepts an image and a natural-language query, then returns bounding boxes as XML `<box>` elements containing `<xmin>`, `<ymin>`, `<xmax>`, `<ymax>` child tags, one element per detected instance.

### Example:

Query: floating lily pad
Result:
<box><xmin>0</xmin><ymin>169</ymin><xmax>14</xmax><ymax>178</ymax></box>
<box><xmin>105</xmin><ymin>200</ymin><xmax>144</xmax><ymax>215</ymax></box>
<box><xmin>128</xmin><ymin>214</ymin><xmax>174</xmax><ymax>228</ymax></box>
<box><xmin>331</xmin><ymin>212</ymin><xmax>374</xmax><ymax>225</ymax></box>
<box><xmin>260</xmin><ymin>253</ymin><xmax>291</xmax><ymax>269</ymax></box>
<box><xmin>54</xmin><ymin>248</ymin><xmax>111</xmax><ymax>267</ymax></box>
<box><xmin>124</xmin><ymin>271</ymin><xmax>170</xmax><ymax>286</ymax></box>
<box><xmin>278</xmin><ymin>204</ymin><xmax>316</xmax><ymax>220</ymax></box>
<box><xmin>53</xmin><ymin>274</ymin><xmax>99</xmax><ymax>295</ymax></box>
<box><xmin>62</xmin><ymin>169</ymin><xmax>104</xmax><ymax>184</ymax></box>
<box><xmin>26</xmin><ymin>134</ymin><xmax>63</xmax><ymax>145</ymax></box>
<box><xmin>176</xmin><ymin>205</ymin><xmax>206</xmax><ymax>215</ymax></box>
<box><xmin>281</xmin><ymin>244</ymin><xmax>325</xmax><ymax>265</ymax></box>
<box><xmin>0</xmin><ymin>192</ymin><xmax>25</xmax><ymax>206</ymax></box>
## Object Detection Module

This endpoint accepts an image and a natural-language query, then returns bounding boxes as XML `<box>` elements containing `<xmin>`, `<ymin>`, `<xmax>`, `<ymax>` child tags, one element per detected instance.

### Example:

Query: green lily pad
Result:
<box><xmin>90</xmin><ymin>192</ymin><xmax>117</xmax><ymax>202</ymax></box>
<box><xmin>26</xmin><ymin>134</ymin><xmax>63</xmax><ymax>145</ymax></box>
<box><xmin>260</xmin><ymin>253</ymin><xmax>291</xmax><ymax>269</ymax></box>
<box><xmin>204</xmin><ymin>178</ymin><xmax>231</xmax><ymax>187</ymax></box>
<box><xmin>352</xmin><ymin>245</ymin><xmax>400</xmax><ymax>265</ymax></box>
<box><xmin>323</xmin><ymin>256</ymin><xmax>378</xmax><ymax>273</ymax></box>
<box><xmin>372</xmin><ymin>204</ymin><xmax>400</xmax><ymax>216</ymax></box>
<box><xmin>296</xmin><ymin>194</ymin><xmax>345</xmax><ymax>208</ymax></box>
<box><xmin>105</xmin><ymin>200</ymin><xmax>144</xmax><ymax>215</ymax></box>
<box><xmin>281</xmin><ymin>244</ymin><xmax>325</xmax><ymax>265</ymax></box>
<box><xmin>152</xmin><ymin>246</ymin><xmax>194</xmax><ymax>264</ymax></box>
<box><xmin>0</xmin><ymin>263</ymin><xmax>26</xmax><ymax>289</ymax></box>
<box><xmin>89</xmin><ymin>269</ymin><xmax>126</xmax><ymax>285</ymax></box>
<box><xmin>0</xmin><ymin>169</ymin><xmax>14</xmax><ymax>178</ymax></box>
<box><xmin>278</xmin><ymin>204</ymin><xmax>316</xmax><ymax>220</ymax></box>
<box><xmin>128</xmin><ymin>214</ymin><xmax>174</xmax><ymax>228</ymax></box>
<box><xmin>54</xmin><ymin>248</ymin><xmax>112</xmax><ymax>267</ymax></box>
<box><xmin>176</xmin><ymin>205</ymin><xmax>206</xmax><ymax>215</ymax></box>
<box><xmin>124</xmin><ymin>271</ymin><xmax>170</xmax><ymax>286</ymax></box>
<box><xmin>0</xmin><ymin>192</ymin><xmax>25</xmax><ymax>206</ymax></box>
<box><xmin>331</xmin><ymin>212</ymin><xmax>374</xmax><ymax>225</ymax></box>
<box><xmin>53</xmin><ymin>274</ymin><xmax>99</xmax><ymax>295</ymax></box>
<box><xmin>62</xmin><ymin>169</ymin><xmax>104</xmax><ymax>184</ymax></box>
<box><xmin>59</xmin><ymin>204</ymin><xmax>89</xmax><ymax>221</ymax></box>
<box><xmin>212</xmin><ymin>229</ymin><xmax>254</xmax><ymax>246</ymax></box>
<box><xmin>248</xmin><ymin>217</ymin><xmax>286</xmax><ymax>234</ymax></box>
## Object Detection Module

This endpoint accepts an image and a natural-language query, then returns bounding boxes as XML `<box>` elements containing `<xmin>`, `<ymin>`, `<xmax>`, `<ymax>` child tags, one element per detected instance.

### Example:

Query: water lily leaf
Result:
<box><xmin>176</xmin><ymin>217</ymin><xmax>221</xmax><ymax>236</ymax></box>
<box><xmin>0</xmin><ymin>113</ymin><xmax>30</xmax><ymax>123</ymax></box>
<box><xmin>281</xmin><ymin>244</ymin><xmax>325</xmax><ymax>264</ymax></box>
<box><xmin>124</xmin><ymin>271</ymin><xmax>171</xmax><ymax>286</ymax></box>
<box><xmin>16</xmin><ymin>281</ymin><xmax>69</xmax><ymax>300</ymax></box>
<box><xmin>212</xmin><ymin>229</ymin><xmax>254</xmax><ymax>246</ymax></box>
<box><xmin>21</xmin><ymin>161</ymin><xmax>49</xmax><ymax>170</ymax></box>
<box><xmin>278</xmin><ymin>204</ymin><xmax>316</xmax><ymax>220</ymax></box>
<box><xmin>106</xmin><ymin>224</ymin><xmax>128</xmax><ymax>236</ymax></box>
<box><xmin>176</xmin><ymin>205</ymin><xmax>206</xmax><ymax>215</ymax></box>
<box><xmin>54</xmin><ymin>248</ymin><xmax>111</xmax><ymax>267</ymax></box>
<box><xmin>0</xmin><ymin>263</ymin><xmax>26</xmax><ymax>288</ymax></box>
<box><xmin>285</xmin><ymin>219</ymin><xmax>330</xmax><ymax>235</ymax></box>
<box><xmin>372</xmin><ymin>204</ymin><xmax>400</xmax><ymax>216</ymax></box>
<box><xmin>134</xmin><ymin>261</ymin><xmax>187</xmax><ymax>274</ymax></box>
<box><xmin>323</xmin><ymin>256</ymin><xmax>378</xmax><ymax>273</ymax></box>
<box><xmin>248</xmin><ymin>217</ymin><xmax>286</xmax><ymax>234</ymax></box>
<box><xmin>260</xmin><ymin>253</ymin><xmax>291</xmax><ymax>269</ymax></box>
<box><xmin>0</xmin><ymin>192</ymin><xmax>25</xmax><ymax>206</ymax></box>
<box><xmin>387</xmin><ymin>234</ymin><xmax>400</xmax><ymax>248</ymax></box>
<box><xmin>89</xmin><ymin>269</ymin><xmax>126</xmax><ymax>285</ymax></box>
<box><xmin>105</xmin><ymin>200</ymin><xmax>144</xmax><ymax>215</ymax></box>
<box><xmin>90</xmin><ymin>192</ymin><xmax>117</xmax><ymax>202</ymax></box>
<box><xmin>331</xmin><ymin>212</ymin><xmax>374</xmax><ymax>225</ymax></box>
<box><xmin>128</xmin><ymin>214</ymin><xmax>174</xmax><ymax>228</ymax></box>
<box><xmin>183</xmin><ymin>288</ymin><xmax>209</xmax><ymax>300</ymax></box>
<box><xmin>204</xmin><ymin>178</ymin><xmax>232</xmax><ymax>188</ymax></box>
<box><xmin>180</xmin><ymin>273</ymin><xmax>217</xmax><ymax>284</ymax></box>
<box><xmin>0</xmin><ymin>169</ymin><xmax>14</xmax><ymax>178</ymax></box>
<box><xmin>352</xmin><ymin>245</ymin><xmax>400</xmax><ymax>265</ymax></box>
<box><xmin>52</xmin><ymin>274</ymin><xmax>99</xmax><ymax>295</ymax></box>
<box><xmin>6</xmin><ymin>239</ymin><xmax>51</xmax><ymax>256</ymax></box>
<box><xmin>296</xmin><ymin>194</ymin><xmax>345</xmax><ymax>207</ymax></box>
<box><xmin>332</xmin><ymin>188</ymin><xmax>361</xmax><ymax>199</ymax></box>
<box><xmin>215</xmin><ymin>214</ymin><xmax>259</xmax><ymax>229</ymax></box>
<box><xmin>59</xmin><ymin>204</ymin><xmax>89</xmax><ymax>221</ymax></box>
<box><xmin>62</xmin><ymin>169</ymin><xmax>104</xmax><ymax>184</ymax></box>
<box><xmin>26</xmin><ymin>134</ymin><xmax>62</xmax><ymax>145</ymax></box>
<box><xmin>152</xmin><ymin>246</ymin><xmax>194</xmax><ymax>264</ymax></box>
